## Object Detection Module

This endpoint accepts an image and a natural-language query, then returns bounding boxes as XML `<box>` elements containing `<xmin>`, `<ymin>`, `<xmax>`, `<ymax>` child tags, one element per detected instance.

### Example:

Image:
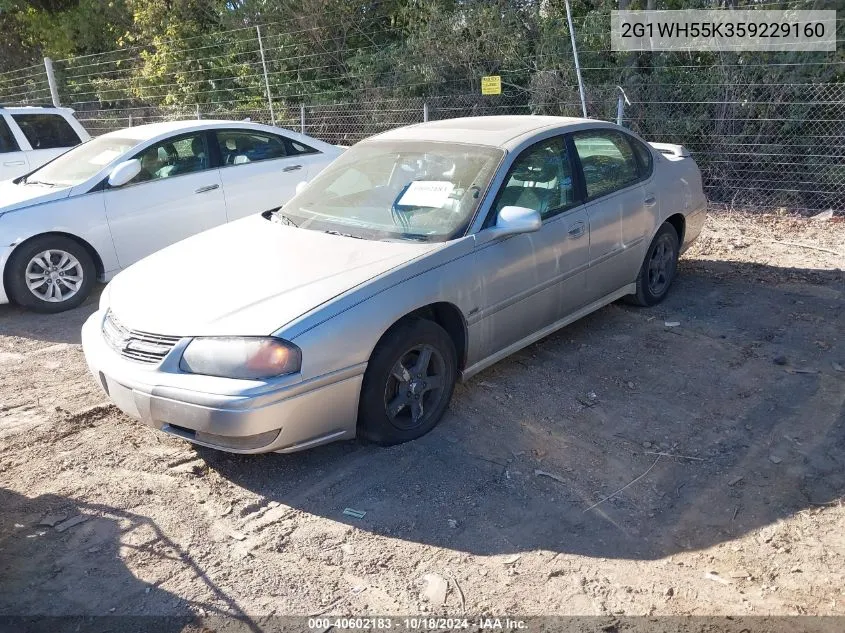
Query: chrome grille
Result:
<box><xmin>103</xmin><ymin>310</ymin><xmax>182</xmax><ymax>364</ymax></box>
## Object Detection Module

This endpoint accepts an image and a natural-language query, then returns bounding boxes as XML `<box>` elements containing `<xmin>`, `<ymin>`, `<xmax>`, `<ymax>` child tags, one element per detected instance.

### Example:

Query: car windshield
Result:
<box><xmin>278</xmin><ymin>140</ymin><xmax>504</xmax><ymax>242</ymax></box>
<box><xmin>23</xmin><ymin>135</ymin><xmax>139</xmax><ymax>187</ymax></box>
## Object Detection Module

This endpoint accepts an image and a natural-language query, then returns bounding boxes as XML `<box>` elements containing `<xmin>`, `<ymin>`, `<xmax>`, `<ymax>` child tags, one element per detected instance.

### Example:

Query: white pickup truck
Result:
<box><xmin>0</xmin><ymin>106</ymin><xmax>90</xmax><ymax>181</ymax></box>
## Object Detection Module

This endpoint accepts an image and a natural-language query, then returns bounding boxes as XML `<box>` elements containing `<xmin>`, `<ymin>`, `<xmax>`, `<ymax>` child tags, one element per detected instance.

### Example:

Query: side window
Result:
<box><xmin>215</xmin><ymin>130</ymin><xmax>287</xmax><ymax>166</ymax></box>
<box><xmin>284</xmin><ymin>138</ymin><xmax>319</xmax><ymax>156</ymax></box>
<box><xmin>627</xmin><ymin>135</ymin><xmax>654</xmax><ymax>179</ymax></box>
<box><xmin>128</xmin><ymin>133</ymin><xmax>209</xmax><ymax>185</ymax></box>
<box><xmin>492</xmin><ymin>137</ymin><xmax>575</xmax><ymax>221</ymax></box>
<box><xmin>573</xmin><ymin>130</ymin><xmax>640</xmax><ymax>199</ymax></box>
<box><xmin>11</xmin><ymin>114</ymin><xmax>81</xmax><ymax>150</ymax></box>
<box><xmin>0</xmin><ymin>116</ymin><xmax>20</xmax><ymax>153</ymax></box>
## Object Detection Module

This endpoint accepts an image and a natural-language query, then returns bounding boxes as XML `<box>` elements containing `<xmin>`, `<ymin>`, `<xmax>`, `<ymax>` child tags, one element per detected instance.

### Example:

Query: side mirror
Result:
<box><xmin>492</xmin><ymin>205</ymin><xmax>542</xmax><ymax>237</ymax></box>
<box><xmin>107</xmin><ymin>159</ymin><xmax>142</xmax><ymax>188</ymax></box>
<box><xmin>295</xmin><ymin>181</ymin><xmax>308</xmax><ymax>196</ymax></box>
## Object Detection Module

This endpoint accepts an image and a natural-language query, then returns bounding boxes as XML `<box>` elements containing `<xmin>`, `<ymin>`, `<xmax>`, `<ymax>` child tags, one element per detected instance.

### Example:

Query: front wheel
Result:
<box><xmin>358</xmin><ymin>318</ymin><xmax>457</xmax><ymax>445</ymax></box>
<box><xmin>627</xmin><ymin>222</ymin><xmax>679</xmax><ymax>307</ymax></box>
<box><xmin>6</xmin><ymin>236</ymin><xmax>96</xmax><ymax>313</ymax></box>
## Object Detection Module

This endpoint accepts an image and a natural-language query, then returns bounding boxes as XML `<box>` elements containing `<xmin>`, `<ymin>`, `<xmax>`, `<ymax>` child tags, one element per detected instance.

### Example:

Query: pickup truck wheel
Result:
<box><xmin>6</xmin><ymin>236</ymin><xmax>96</xmax><ymax>313</ymax></box>
<box><xmin>359</xmin><ymin>318</ymin><xmax>457</xmax><ymax>445</ymax></box>
<box><xmin>627</xmin><ymin>223</ymin><xmax>679</xmax><ymax>307</ymax></box>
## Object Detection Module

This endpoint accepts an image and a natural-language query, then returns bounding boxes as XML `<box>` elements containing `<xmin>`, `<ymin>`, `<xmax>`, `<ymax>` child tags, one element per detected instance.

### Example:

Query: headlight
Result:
<box><xmin>180</xmin><ymin>337</ymin><xmax>302</xmax><ymax>380</ymax></box>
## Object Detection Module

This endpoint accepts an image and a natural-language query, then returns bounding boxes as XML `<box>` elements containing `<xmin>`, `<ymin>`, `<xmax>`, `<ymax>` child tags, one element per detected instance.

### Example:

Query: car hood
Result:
<box><xmin>0</xmin><ymin>180</ymin><xmax>72</xmax><ymax>213</ymax></box>
<box><xmin>108</xmin><ymin>214</ymin><xmax>439</xmax><ymax>336</ymax></box>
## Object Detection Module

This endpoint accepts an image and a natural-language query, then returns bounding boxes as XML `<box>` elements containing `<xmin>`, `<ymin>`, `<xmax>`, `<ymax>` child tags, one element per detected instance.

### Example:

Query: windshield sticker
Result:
<box><xmin>89</xmin><ymin>149</ymin><xmax>123</xmax><ymax>165</ymax></box>
<box><xmin>397</xmin><ymin>180</ymin><xmax>455</xmax><ymax>208</ymax></box>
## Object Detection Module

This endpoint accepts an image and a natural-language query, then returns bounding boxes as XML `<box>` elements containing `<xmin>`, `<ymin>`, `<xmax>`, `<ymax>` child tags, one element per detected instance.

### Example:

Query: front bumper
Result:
<box><xmin>81</xmin><ymin>310</ymin><xmax>364</xmax><ymax>453</ymax></box>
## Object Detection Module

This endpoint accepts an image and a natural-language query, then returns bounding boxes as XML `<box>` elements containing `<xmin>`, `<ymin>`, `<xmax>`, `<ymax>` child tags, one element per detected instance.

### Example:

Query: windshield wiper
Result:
<box><xmin>324</xmin><ymin>230</ymin><xmax>363</xmax><ymax>239</ymax></box>
<box><xmin>381</xmin><ymin>233</ymin><xmax>430</xmax><ymax>242</ymax></box>
<box><xmin>271</xmin><ymin>210</ymin><xmax>299</xmax><ymax>227</ymax></box>
<box><xmin>23</xmin><ymin>179</ymin><xmax>58</xmax><ymax>187</ymax></box>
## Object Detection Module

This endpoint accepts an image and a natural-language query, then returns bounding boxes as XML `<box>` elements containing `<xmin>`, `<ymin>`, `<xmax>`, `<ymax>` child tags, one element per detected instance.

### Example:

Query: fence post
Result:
<box><xmin>256</xmin><ymin>26</ymin><xmax>276</xmax><ymax>126</ymax></box>
<box><xmin>128</xmin><ymin>114</ymin><xmax>133</xmax><ymax>127</ymax></box>
<box><xmin>300</xmin><ymin>103</ymin><xmax>306</xmax><ymax>134</ymax></box>
<box><xmin>43</xmin><ymin>57</ymin><xmax>61</xmax><ymax>107</ymax></box>
<box><xmin>615</xmin><ymin>86</ymin><xmax>630</xmax><ymax>127</ymax></box>
<box><xmin>423</xmin><ymin>102</ymin><xmax>429</xmax><ymax>122</ymax></box>
<box><xmin>196</xmin><ymin>104</ymin><xmax>201</xmax><ymax>120</ymax></box>
<box><xmin>563</xmin><ymin>0</ymin><xmax>587</xmax><ymax>118</ymax></box>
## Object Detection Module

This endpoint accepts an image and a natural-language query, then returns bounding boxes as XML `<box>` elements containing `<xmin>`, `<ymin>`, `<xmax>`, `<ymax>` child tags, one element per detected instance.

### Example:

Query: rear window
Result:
<box><xmin>11</xmin><ymin>113</ymin><xmax>82</xmax><ymax>150</ymax></box>
<box><xmin>0</xmin><ymin>116</ymin><xmax>19</xmax><ymax>153</ymax></box>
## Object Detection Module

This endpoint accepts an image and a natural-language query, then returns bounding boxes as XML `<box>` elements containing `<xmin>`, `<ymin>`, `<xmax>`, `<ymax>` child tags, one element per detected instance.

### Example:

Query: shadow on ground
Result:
<box><xmin>0</xmin><ymin>285</ymin><xmax>102</xmax><ymax>344</ymax></box>
<box><xmin>197</xmin><ymin>259</ymin><xmax>845</xmax><ymax>560</ymax></box>
<box><xmin>0</xmin><ymin>488</ymin><xmax>260</xmax><ymax>629</ymax></box>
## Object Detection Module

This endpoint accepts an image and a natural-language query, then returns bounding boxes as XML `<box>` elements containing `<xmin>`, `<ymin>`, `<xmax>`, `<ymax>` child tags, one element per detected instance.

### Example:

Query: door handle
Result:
<box><xmin>282</xmin><ymin>164</ymin><xmax>303</xmax><ymax>172</ymax></box>
<box><xmin>568</xmin><ymin>221</ymin><xmax>586</xmax><ymax>239</ymax></box>
<box><xmin>194</xmin><ymin>184</ymin><xmax>220</xmax><ymax>194</ymax></box>
<box><xmin>644</xmin><ymin>194</ymin><xmax>657</xmax><ymax>206</ymax></box>
<box><xmin>3</xmin><ymin>161</ymin><xmax>26</xmax><ymax>166</ymax></box>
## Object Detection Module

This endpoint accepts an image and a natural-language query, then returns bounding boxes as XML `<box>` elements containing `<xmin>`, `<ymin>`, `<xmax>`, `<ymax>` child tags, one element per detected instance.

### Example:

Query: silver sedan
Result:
<box><xmin>82</xmin><ymin>116</ymin><xmax>707</xmax><ymax>453</ymax></box>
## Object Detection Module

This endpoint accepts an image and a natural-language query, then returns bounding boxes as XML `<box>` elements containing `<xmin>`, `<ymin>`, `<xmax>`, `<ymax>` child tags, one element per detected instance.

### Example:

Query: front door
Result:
<box><xmin>473</xmin><ymin>136</ymin><xmax>591</xmax><ymax>361</ymax></box>
<box><xmin>103</xmin><ymin>131</ymin><xmax>227</xmax><ymax>268</ymax></box>
<box><xmin>213</xmin><ymin>129</ymin><xmax>319</xmax><ymax>220</ymax></box>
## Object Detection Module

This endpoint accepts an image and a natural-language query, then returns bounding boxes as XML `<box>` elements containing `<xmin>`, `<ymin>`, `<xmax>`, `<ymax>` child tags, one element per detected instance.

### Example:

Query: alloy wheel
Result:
<box><xmin>647</xmin><ymin>237</ymin><xmax>675</xmax><ymax>297</ymax></box>
<box><xmin>25</xmin><ymin>249</ymin><xmax>84</xmax><ymax>303</ymax></box>
<box><xmin>383</xmin><ymin>344</ymin><xmax>447</xmax><ymax>431</ymax></box>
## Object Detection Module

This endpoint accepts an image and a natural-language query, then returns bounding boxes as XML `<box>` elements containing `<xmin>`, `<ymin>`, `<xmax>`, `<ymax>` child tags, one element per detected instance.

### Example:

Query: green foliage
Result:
<box><xmin>0</xmin><ymin>0</ymin><xmax>841</xmax><ymax>210</ymax></box>
<box><xmin>0</xmin><ymin>0</ymin><xmax>131</xmax><ymax>61</ymax></box>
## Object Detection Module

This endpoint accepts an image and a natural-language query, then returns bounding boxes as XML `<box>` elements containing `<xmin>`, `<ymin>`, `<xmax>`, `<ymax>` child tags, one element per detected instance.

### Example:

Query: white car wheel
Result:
<box><xmin>7</xmin><ymin>236</ymin><xmax>96</xmax><ymax>313</ymax></box>
<box><xmin>25</xmin><ymin>249</ymin><xmax>85</xmax><ymax>303</ymax></box>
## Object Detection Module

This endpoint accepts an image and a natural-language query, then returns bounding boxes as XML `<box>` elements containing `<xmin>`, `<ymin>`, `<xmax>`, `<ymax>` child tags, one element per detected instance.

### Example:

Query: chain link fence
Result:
<box><xmin>0</xmin><ymin>8</ymin><xmax>842</xmax><ymax>214</ymax></box>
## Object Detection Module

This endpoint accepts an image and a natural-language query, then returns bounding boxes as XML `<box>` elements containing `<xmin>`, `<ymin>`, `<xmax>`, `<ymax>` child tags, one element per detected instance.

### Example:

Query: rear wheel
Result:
<box><xmin>6</xmin><ymin>235</ymin><xmax>96</xmax><ymax>313</ymax></box>
<box><xmin>627</xmin><ymin>222</ymin><xmax>679</xmax><ymax>307</ymax></box>
<box><xmin>358</xmin><ymin>318</ymin><xmax>457</xmax><ymax>445</ymax></box>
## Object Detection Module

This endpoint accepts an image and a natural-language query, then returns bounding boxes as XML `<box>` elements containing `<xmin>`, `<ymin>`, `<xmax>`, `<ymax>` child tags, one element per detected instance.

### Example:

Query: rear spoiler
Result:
<box><xmin>649</xmin><ymin>142</ymin><xmax>690</xmax><ymax>158</ymax></box>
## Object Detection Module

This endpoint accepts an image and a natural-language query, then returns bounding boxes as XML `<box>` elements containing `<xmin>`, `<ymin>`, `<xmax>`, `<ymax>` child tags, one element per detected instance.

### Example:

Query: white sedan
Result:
<box><xmin>0</xmin><ymin>120</ymin><xmax>342</xmax><ymax>312</ymax></box>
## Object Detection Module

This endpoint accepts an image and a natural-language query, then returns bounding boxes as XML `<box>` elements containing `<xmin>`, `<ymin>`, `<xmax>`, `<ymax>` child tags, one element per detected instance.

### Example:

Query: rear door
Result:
<box><xmin>213</xmin><ymin>129</ymin><xmax>324</xmax><ymax>221</ymax></box>
<box><xmin>572</xmin><ymin>129</ymin><xmax>650</xmax><ymax>301</ymax></box>
<box><xmin>103</xmin><ymin>131</ymin><xmax>227</xmax><ymax>268</ymax></box>
<box><xmin>0</xmin><ymin>114</ymin><xmax>29</xmax><ymax>181</ymax></box>
<box><xmin>10</xmin><ymin>112</ymin><xmax>83</xmax><ymax>171</ymax></box>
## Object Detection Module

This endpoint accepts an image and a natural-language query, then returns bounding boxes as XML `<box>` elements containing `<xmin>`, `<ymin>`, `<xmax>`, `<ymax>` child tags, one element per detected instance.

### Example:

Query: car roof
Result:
<box><xmin>368</xmin><ymin>115</ymin><xmax>600</xmax><ymax>149</ymax></box>
<box><xmin>100</xmin><ymin>119</ymin><xmax>296</xmax><ymax>142</ymax></box>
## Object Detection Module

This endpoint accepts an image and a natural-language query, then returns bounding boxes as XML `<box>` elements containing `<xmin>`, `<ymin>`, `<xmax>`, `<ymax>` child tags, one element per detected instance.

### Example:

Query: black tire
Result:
<box><xmin>626</xmin><ymin>222</ymin><xmax>680</xmax><ymax>307</ymax></box>
<box><xmin>6</xmin><ymin>235</ymin><xmax>96</xmax><ymax>313</ymax></box>
<box><xmin>358</xmin><ymin>318</ymin><xmax>457</xmax><ymax>445</ymax></box>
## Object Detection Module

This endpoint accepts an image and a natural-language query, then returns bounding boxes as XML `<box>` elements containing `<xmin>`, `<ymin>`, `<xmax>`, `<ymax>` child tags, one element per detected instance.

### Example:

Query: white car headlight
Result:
<box><xmin>180</xmin><ymin>337</ymin><xmax>302</xmax><ymax>380</ymax></box>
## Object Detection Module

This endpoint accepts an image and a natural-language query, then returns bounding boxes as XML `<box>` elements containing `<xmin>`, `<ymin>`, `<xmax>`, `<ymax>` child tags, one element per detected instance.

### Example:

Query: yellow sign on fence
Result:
<box><xmin>481</xmin><ymin>75</ymin><xmax>502</xmax><ymax>95</ymax></box>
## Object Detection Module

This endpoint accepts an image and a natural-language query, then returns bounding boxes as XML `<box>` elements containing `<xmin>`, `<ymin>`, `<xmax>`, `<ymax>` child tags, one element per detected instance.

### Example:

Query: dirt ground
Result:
<box><xmin>1</xmin><ymin>211</ymin><xmax>843</xmax><ymax>622</ymax></box>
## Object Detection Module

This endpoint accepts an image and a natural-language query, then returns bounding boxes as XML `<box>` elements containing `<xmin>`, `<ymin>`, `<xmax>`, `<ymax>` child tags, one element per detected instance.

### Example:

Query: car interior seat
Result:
<box><xmin>231</xmin><ymin>136</ymin><xmax>251</xmax><ymax>165</ymax></box>
<box><xmin>156</xmin><ymin>144</ymin><xmax>179</xmax><ymax>177</ymax></box>
<box><xmin>171</xmin><ymin>137</ymin><xmax>207</xmax><ymax>175</ymax></box>
<box><xmin>497</xmin><ymin>149</ymin><xmax>562</xmax><ymax>216</ymax></box>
